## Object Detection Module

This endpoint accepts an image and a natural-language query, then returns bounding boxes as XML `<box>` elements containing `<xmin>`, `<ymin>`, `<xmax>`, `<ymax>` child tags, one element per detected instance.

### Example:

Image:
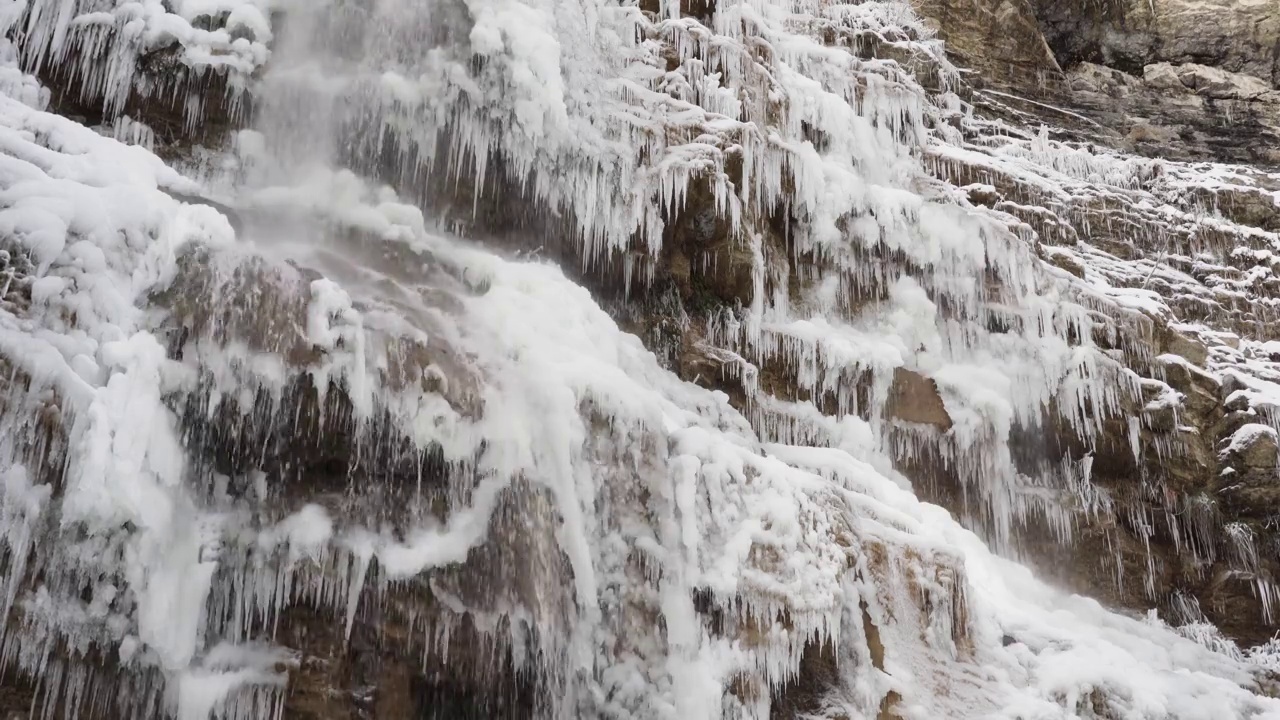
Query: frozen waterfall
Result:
<box><xmin>0</xmin><ymin>0</ymin><xmax>1279</xmax><ymax>717</ymax></box>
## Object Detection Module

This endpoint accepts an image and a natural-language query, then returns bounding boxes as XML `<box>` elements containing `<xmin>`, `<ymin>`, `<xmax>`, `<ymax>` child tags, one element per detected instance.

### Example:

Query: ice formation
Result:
<box><xmin>0</xmin><ymin>0</ymin><xmax>1279</xmax><ymax>717</ymax></box>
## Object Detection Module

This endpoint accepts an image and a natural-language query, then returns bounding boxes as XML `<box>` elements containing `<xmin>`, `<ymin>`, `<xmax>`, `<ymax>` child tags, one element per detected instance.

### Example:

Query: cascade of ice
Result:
<box><xmin>1</xmin><ymin>0</ymin><xmax>1280</xmax><ymax>718</ymax></box>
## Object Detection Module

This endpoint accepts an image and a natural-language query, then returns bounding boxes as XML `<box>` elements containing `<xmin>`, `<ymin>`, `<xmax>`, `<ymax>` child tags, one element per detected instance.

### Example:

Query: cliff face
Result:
<box><xmin>903</xmin><ymin>0</ymin><xmax>1280</xmax><ymax>647</ymax></box>
<box><xmin>1</xmin><ymin>0</ymin><xmax>1280</xmax><ymax>719</ymax></box>
<box><xmin>1032</xmin><ymin>0</ymin><xmax>1279</xmax><ymax>85</ymax></box>
<box><xmin>916</xmin><ymin>0</ymin><xmax>1280</xmax><ymax>165</ymax></box>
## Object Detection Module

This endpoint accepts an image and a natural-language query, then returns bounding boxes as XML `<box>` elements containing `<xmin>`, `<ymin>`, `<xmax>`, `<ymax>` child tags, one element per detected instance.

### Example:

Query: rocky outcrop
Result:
<box><xmin>1031</xmin><ymin>0</ymin><xmax>1280</xmax><ymax>87</ymax></box>
<box><xmin>909</xmin><ymin>0</ymin><xmax>1061</xmax><ymax>89</ymax></box>
<box><xmin>1065</xmin><ymin>61</ymin><xmax>1280</xmax><ymax>166</ymax></box>
<box><xmin>3</xmin><ymin>0</ymin><xmax>268</xmax><ymax>150</ymax></box>
<box><xmin>912</xmin><ymin>0</ymin><xmax>1280</xmax><ymax>166</ymax></box>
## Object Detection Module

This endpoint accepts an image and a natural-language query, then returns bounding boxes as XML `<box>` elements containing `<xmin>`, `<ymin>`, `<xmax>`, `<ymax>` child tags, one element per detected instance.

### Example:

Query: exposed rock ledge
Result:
<box><xmin>913</xmin><ymin>0</ymin><xmax>1280</xmax><ymax>166</ymax></box>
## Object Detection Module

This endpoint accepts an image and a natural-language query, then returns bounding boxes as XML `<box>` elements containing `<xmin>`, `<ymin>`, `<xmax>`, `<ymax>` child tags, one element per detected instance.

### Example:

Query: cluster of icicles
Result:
<box><xmin>1</xmin><ymin>0</ymin><xmax>1280</xmax><ymax>718</ymax></box>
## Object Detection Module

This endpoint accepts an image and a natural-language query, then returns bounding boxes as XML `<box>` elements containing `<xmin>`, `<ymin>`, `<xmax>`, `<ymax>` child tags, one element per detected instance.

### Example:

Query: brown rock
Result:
<box><xmin>1044</xmin><ymin>249</ymin><xmax>1086</xmax><ymax>279</ymax></box>
<box><xmin>1162</xmin><ymin>327</ymin><xmax>1209</xmax><ymax>367</ymax></box>
<box><xmin>1158</xmin><ymin>357</ymin><xmax>1220</xmax><ymax>416</ymax></box>
<box><xmin>908</xmin><ymin>0</ymin><xmax>1062</xmax><ymax>92</ymax></box>
<box><xmin>887</xmin><ymin>368</ymin><xmax>953</xmax><ymax>430</ymax></box>
<box><xmin>1143</xmin><ymin>403</ymin><xmax>1178</xmax><ymax>433</ymax></box>
<box><xmin>1234</xmin><ymin>425</ymin><xmax>1279</xmax><ymax>469</ymax></box>
<box><xmin>964</xmin><ymin>183</ymin><xmax>1001</xmax><ymax>207</ymax></box>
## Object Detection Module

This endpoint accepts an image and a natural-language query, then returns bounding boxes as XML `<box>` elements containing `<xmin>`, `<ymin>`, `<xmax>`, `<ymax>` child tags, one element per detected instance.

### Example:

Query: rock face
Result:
<box><xmin>905</xmin><ymin>0</ymin><xmax>1280</xmax><ymax>646</ymax></box>
<box><xmin>909</xmin><ymin>0</ymin><xmax>1061</xmax><ymax>88</ymax></box>
<box><xmin>3</xmin><ymin>0</ymin><xmax>1280</xmax><ymax>718</ymax></box>
<box><xmin>1031</xmin><ymin>0</ymin><xmax>1280</xmax><ymax>86</ymax></box>
<box><xmin>912</xmin><ymin>0</ymin><xmax>1280</xmax><ymax>166</ymax></box>
<box><xmin>1066</xmin><ymin>60</ymin><xmax>1280</xmax><ymax>166</ymax></box>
